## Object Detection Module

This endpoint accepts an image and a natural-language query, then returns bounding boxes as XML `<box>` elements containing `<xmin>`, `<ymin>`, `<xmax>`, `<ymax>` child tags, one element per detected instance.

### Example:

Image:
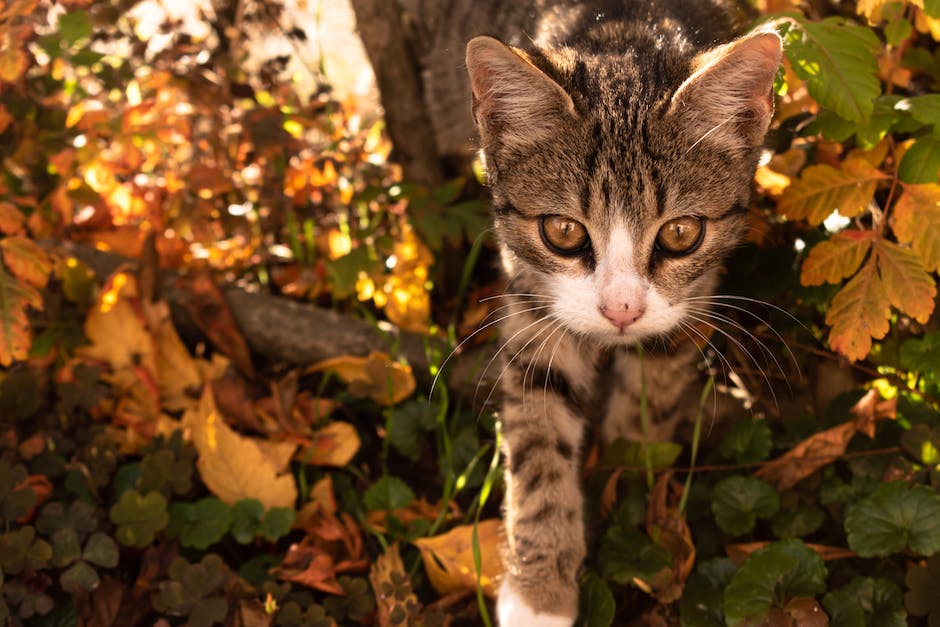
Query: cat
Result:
<box><xmin>416</xmin><ymin>1</ymin><xmax>782</xmax><ymax>623</ymax></box>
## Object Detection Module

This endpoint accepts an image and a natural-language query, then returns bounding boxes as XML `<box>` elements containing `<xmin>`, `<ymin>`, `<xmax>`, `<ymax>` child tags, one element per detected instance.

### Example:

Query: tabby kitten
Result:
<box><xmin>446</xmin><ymin>1</ymin><xmax>783</xmax><ymax>623</ymax></box>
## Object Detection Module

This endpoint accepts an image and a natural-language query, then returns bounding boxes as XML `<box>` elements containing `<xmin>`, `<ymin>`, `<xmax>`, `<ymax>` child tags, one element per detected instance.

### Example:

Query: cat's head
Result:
<box><xmin>465</xmin><ymin>27</ymin><xmax>782</xmax><ymax>346</ymax></box>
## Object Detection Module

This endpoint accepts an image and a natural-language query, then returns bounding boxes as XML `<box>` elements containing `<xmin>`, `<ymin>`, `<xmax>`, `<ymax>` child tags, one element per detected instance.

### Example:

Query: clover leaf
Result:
<box><xmin>109</xmin><ymin>490</ymin><xmax>168</xmax><ymax>548</ymax></box>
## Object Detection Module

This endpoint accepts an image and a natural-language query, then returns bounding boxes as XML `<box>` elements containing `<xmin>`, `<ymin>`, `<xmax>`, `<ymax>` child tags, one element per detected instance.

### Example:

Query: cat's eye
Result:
<box><xmin>655</xmin><ymin>216</ymin><xmax>704</xmax><ymax>254</ymax></box>
<box><xmin>540</xmin><ymin>215</ymin><xmax>589</xmax><ymax>254</ymax></box>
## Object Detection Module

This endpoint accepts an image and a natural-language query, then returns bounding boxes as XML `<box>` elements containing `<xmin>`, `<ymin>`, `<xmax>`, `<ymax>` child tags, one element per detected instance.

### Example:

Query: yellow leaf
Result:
<box><xmin>183</xmin><ymin>388</ymin><xmax>298</xmax><ymax>509</ymax></box>
<box><xmin>754</xmin><ymin>165</ymin><xmax>791</xmax><ymax>197</ymax></box>
<box><xmin>800</xmin><ymin>230</ymin><xmax>873</xmax><ymax>286</ymax></box>
<box><xmin>0</xmin><ymin>34</ymin><xmax>28</xmax><ymax>84</ymax></box>
<box><xmin>309</xmin><ymin>352</ymin><xmax>415</xmax><ymax>406</ymax></box>
<box><xmin>915</xmin><ymin>8</ymin><xmax>940</xmax><ymax>41</ymax></box>
<box><xmin>893</xmin><ymin>183</ymin><xmax>940</xmax><ymax>272</ymax></box>
<box><xmin>777</xmin><ymin>158</ymin><xmax>887</xmax><ymax>225</ymax></box>
<box><xmin>856</xmin><ymin>0</ymin><xmax>890</xmax><ymax>21</ymax></box>
<box><xmin>0</xmin><ymin>236</ymin><xmax>52</xmax><ymax>289</ymax></box>
<box><xmin>298</xmin><ymin>421</ymin><xmax>360</xmax><ymax>467</ymax></box>
<box><xmin>413</xmin><ymin>519</ymin><xmax>504</xmax><ymax>598</ymax></box>
<box><xmin>76</xmin><ymin>272</ymin><xmax>156</xmax><ymax>374</ymax></box>
<box><xmin>154</xmin><ymin>312</ymin><xmax>204</xmax><ymax>412</ymax></box>
<box><xmin>256</xmin><ymin>439</ymin><xmax>300</xmax><ymax>472</ymax></box>
<box><xmin>825</xmin><ymin>259</ymin><xmax>890</xmax><ymax>362</ymax></box>
<box><xmin>874</xmin><ymin>239</ymin><xmax>936</xmax><ymax>323</ymax></box>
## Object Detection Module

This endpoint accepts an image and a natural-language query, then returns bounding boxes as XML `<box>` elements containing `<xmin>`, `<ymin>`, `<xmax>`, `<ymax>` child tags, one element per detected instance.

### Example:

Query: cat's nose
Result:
<box><xmin>599</xmin><ymin>304</ymin><xmax>644</xmax><ymax>329</ymax></box>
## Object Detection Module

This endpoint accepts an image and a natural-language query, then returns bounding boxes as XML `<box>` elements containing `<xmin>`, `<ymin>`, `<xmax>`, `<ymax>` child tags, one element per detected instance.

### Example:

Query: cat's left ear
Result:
<box><xmin>669</xmin><ymin>28</ymin><xmax>782</xmax><ymax>151</ymax></box>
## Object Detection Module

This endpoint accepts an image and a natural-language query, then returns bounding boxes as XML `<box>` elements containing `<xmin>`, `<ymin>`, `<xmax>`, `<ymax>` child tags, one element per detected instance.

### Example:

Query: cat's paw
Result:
<box><xmin>497</xmin><ymin>578</ymin><xmax>575</xmax><ymax>627</ymax></box>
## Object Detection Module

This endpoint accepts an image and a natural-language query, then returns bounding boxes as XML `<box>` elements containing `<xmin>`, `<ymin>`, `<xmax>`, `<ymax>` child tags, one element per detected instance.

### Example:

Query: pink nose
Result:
<box><xmin>599</xmin><ymin>304</ymin><xmax>644</xmax><ymax>329</ymax></box>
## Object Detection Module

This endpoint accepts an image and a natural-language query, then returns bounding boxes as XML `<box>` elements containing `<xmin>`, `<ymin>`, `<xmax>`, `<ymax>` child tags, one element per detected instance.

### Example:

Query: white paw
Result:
<box><xmin>497</xmin><ymin>578</ymin><xmax>575</xmax><ymax>627</ymax></box>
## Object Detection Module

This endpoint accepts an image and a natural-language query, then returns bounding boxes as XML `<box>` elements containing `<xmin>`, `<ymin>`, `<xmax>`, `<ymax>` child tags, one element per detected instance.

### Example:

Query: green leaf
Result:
<box><xmin>598</xmin><ymin>523</ymin><xmax>671</xmax><ymax>585</ymax></box>
<box><xmin>719</xmin><ymin>419</ymin><xmax>773</xmax><ymax>464</ymax></box>
<box><xmin>884</xmin><ymin>17</ymin><xmax>912</xmax><ymax>46</ymax></box>
<box><xmin>576</xmin><ymin>573</ymin><xmax>615</xmax><ymax>627</ymax></box>
<box><xmin>925</xmin><ymin>0</ymin><xmax>940</xmax><ymax>19</ymax></box>
<box><xmin>169</xmin><ymin>498</ymin><xmax>232</xmax><ymax>550</ymax></box>
<box><xmin>138</xmin><ymin>448</ymin><xmax>193</xmax><ymax>497</ymax></box>
<box><xmin>362</xmin><ymin>476</ymin><xmax>415</xmax><ymax>511</ymax></box>
<box><xmin>900</xmin><ymin>332</ymin><xmax>940</xmax><ymax>378</ymax></box>
<box><xmin>904</xmin><ymin>95</ymin><xmax>940</xmax><ymax>128</ymax></box>
<box><xmin>51</xmin><ymin>527</ymin><xmax>81</xmax><ymax>567</ymax></box>
<box><xmin>387</xmin><ymin>400</ymin><xmax>437</xmax><ymax>461</ymax></box>
<box><xmin>261</xmin><ymin>507</ymin><xmax>295</xmax><ymax>542</ymax></box>
<box><xmin>680</xmin><ymin>572</ymin><xmax>727</xmax><ymax>627</ymax></box>
<box><xmin>723</xmin><ymin>540</ymin><xmax>827</xmax><ymax>626</ymax></box>
<box><xmin>59</xmin><ymin>560</ymin><xmax>99</xmax><ymax>594</ymax></box>
<box><xmin>711</xmin><ymin>476</ymin><xmax>780</xmax><ymax>536</ymax></box>
<box><xmin>57</xmin><ymin>11</ymin><xmax>93</xmax><ymax>47</ymax></box>
<box><xmin>901</xmin><ymin>424</ymin><xmax>940</xmax><ymax>465</ymax></box>
<box><xmin>899</xmin><ymin>135</ymin><xmax>940</xmax><ymax>184</ymax></box>
<box><xmin>823</xmin><ymin>590</ymin><xmax>866</xmax><ymax>627</ymax></box>
<box><xmin>230</xmin><ymin>499</ymin><xmax>265</xmax><ymax>544</ymax></box>
<box><xmin>844</xmin><ymin>481</ymin><xmax>940</xmax><ymax>557</ymax></box>
<box><xmin>0</xmin><ymin>526</ymin><xmax>52</xmax><ymax>574</ymax></box>
<box><xmin>785</xmin><ymin>18</ymin><xmax>881</xmax><ymax>124</ymax></box>
<box><xmin>772</xmin><ymin>504</ymin><xmax>826</xmax><ymax>539</ymax></box>
<box><xmin>600</xmin><ymin>438</ymin><xmax>683</xmax><ymax>469</ymax></box>
<box><xmin>82</xmin><ymin>532</ymin><xmax>119</xmax><ymax>568</ymax></box>
<box><xmin>109</xmin><ymin>490</ymin><xmax>169</xmax><ymax>548</ymax></box>
<box><xmin>830</xmin><ymin>577</ymin><xmax>906</xmax><ymax>627</ymax></box>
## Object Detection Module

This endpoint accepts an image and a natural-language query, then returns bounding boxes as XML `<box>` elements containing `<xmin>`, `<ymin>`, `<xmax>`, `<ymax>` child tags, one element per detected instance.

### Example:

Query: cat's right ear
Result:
<box><xmin>465</xmin><ymin>36</ymin><xmax>576</xmax><ymax>152</ymax></box>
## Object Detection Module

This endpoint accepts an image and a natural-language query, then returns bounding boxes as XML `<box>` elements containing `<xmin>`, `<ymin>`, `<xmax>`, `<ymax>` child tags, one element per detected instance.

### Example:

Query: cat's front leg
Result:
<box><xmin>496</xmin><ymin>338</ymin><xmax>593</xmax><ymax>625</ymax></box>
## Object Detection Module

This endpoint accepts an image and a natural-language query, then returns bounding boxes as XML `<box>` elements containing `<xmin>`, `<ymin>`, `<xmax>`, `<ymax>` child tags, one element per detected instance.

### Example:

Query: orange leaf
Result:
<box><xmin>825</xmin><ymin>258</ymin><xmax>890</xmax><ymax>361</ymax></box>
<box><xmin>309</xmin><ymin>352</ymin><xmax>415</xmax><ymax>406</ymax></box>
<box><xmin>726</xmin><ymin>542</ymin><xmax>855</xmax><ymax>564</ymax></box>
<box><xmin>182</xmin><ymin>388</ymin><xmax>298</xmax><ymax>509</ymax></box>
<box><xmin>893</xmin><ymin>183</ymin><xmax>940</xmax><ymax>272</ymax></box>
<box><xmin>297</xmin><ymin>421</ymin><xmax>360</xmax><ymax>467</ymax></box>
<box><xmin>777</xmin><ymin>158</ymin><xmax>887</xmax><ymax>225</ymax></box>
<box><xmin>874</xmin><ymin>239</ymin><xmax>936</xmax><ymax>323</ymax></box>
<box><xmin>0</xmin><ymin>268</ymin><xmax>39</xmax><ymax>366</ymax></box>
<box><xmin>1</xmin><ymin>236</ymin><xmax>52</xmax><ymax>289</ymax></box>
<box><xmin>413</xmin><ymin>520</ymin><xmax>504</xmax><ymax>598</ymax></box>
<box><xmin>800</xmin><ymin>230</ymin><xmax>873</xmax><ymax>286</ymax></box>
<box><xmin>0</xmin><ymin>202</ymin><xmax>24</xmax><ymax>235</ymax></box>
<box><xmin>0</xmin><ymin>104</ymin><xmax>12</xmax><ymax>134</ymax></box>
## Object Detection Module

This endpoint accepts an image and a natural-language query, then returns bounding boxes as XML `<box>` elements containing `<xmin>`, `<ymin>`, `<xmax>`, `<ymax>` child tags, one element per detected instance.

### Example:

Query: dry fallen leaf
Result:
<box><xmin>370</xmin><ymin>543</ymin><xmax>423</xmax><ymax>627</ymax></box>
<box><xmin>755</xmin><ymin>390</ymin><xmax>895</xmax><ymax>490</ymax></box>
<box><xmin>77</xmin><ymin>271</ymin><xmax>156</xmax><ymax>375</ymax></box>
<box><xmin>367</xmin><ymin>497</ymin><xmax>458</xmax><ymax>533</ymax></box>
<box><xmin>296</xmin><ymin>421</ymin><xmax>360</xmax><ymax>467</ymax></box>
<box><xmin>645</xmin><ymin>473</ymin><xmax>695</xmax><ymax>604</ymax></box>
<box><xmin>413</xmin><ymin>519</ymin><xmax>504</xmax><ymax>599</ymax></box>
<box><xmin>308</xmin><ymin>351</ymin><xmax>415</xmax><ymax>406</ymax></box>
<box><xmin>183</xmin><ymin>388</ymin><xmax>298</xmax><ymax>509</ymax></box>
<box><xmin>726</xmin><ymin>541</ymin><xmax>855</xmax><ymax>564</ymax></box>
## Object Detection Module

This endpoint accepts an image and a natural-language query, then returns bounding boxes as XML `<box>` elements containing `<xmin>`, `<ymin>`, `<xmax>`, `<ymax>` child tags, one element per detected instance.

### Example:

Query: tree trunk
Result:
<box><xmin>349</xmin><ymin>0</ymin><xmax>444</xmax><ymax>187</ymax></box>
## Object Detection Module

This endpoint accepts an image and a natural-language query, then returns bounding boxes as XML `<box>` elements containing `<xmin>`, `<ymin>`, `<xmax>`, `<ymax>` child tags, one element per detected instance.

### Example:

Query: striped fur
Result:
<box><xmin>424</xmin><ymin>1</ymin><xmax>781</xmax><ymax>622</ymax></box>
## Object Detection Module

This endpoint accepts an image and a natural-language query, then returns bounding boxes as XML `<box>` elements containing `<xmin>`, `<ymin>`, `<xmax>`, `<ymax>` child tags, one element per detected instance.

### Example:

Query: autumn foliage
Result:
<box><xmin>1</xmin><ymin>0</ymin><xmax>940</xmax><ymax>625</ymax></box>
